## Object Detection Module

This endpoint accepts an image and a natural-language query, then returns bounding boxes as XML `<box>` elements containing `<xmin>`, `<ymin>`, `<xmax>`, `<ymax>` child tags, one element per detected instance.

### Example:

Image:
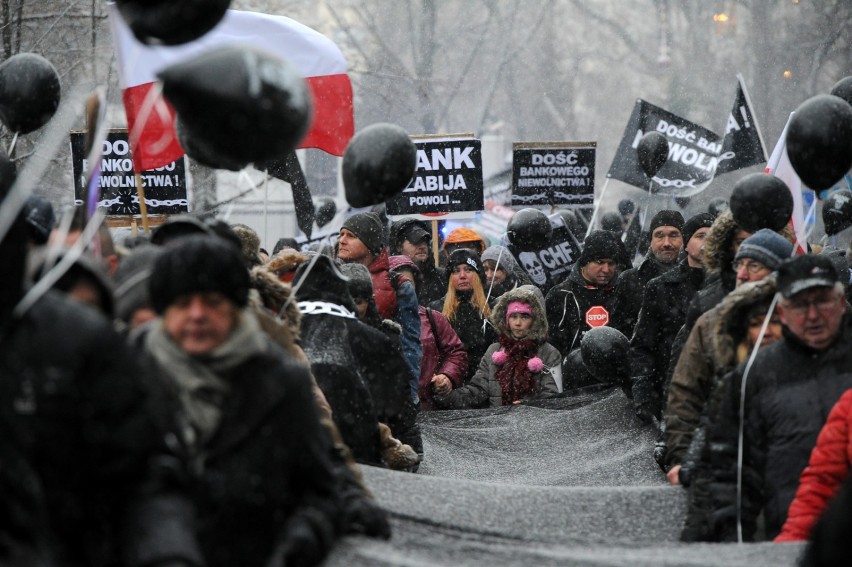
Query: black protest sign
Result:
<box><xmin>385</xmin><ymin>136</ymin><xmax>483</xmax><ymax>219</ymax></box>
<box><xmin>607</xmin><ymin>99</ymin><xmax>721</xmax><ymax>197</ymax></box>
<box><xmin>716</xmin><ymin>75</ymin><xmax>767</xmax><ymax>176</ymax></box>
<box><xmin>70</xmin><ymin>130</ymin><xmax>188</xmax><ymax>215</ymax></box>
<box><xmin>508</xmin><ymin>212</ymin><xmax>583</xmax><ymax>292</ymax></box>
<box><xmin>512</xmin><ymin>142</ymin><xmax>596</xmax><ymax>207</ymax></box>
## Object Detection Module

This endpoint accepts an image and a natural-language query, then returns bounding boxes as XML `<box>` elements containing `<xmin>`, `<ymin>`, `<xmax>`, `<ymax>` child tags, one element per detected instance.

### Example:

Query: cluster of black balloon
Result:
<box><xmin>0</xmin><ymin>53</ymin><xmax>61</xmax><ymax>136</ymax></box>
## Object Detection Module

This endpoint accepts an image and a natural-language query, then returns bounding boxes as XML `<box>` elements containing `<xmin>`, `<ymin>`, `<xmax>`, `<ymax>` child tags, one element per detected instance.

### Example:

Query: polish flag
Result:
<box><xmin>107</xmin><ymin>5</ymin><xmax>354</xmax><ymax>172</ymax></box>
<box><xmin>765</xmin><ymin>113</ymin><xmax>808</xmax><ymax>254</ymax></box>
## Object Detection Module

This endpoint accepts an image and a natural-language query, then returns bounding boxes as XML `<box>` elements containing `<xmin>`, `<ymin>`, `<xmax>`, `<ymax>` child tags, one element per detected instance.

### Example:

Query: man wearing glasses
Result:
<box><xmin>664</xmin><ymin>229</ymin><xmax>793</xmax><ymax>484</ymax></box>
<box><xmin>700</xmin><ymin>254</ymin><xmax>852</xmax><ymax>541</ymax></box>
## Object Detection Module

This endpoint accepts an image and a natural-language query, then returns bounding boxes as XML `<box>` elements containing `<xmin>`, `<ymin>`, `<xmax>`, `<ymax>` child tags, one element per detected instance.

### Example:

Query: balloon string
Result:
<box><xmin>6</xmin><ymin>132</ymin><xmax>18</xmax><ymax>156</ymax></box>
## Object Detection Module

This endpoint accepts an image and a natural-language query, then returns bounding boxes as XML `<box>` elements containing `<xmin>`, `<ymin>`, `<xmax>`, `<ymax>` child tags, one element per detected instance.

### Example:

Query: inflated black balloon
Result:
<box><xmin>822</xmin><ymin>190</ymin><xmax>852</xmax><ymax>236</ymax></box>
<box><xmin>580</xmin><ymin>326</ymin><xmax>630</xmax><ymax>383</ymax></box>
<box><xmin>507</xmin><ymin>208</ymin><xmax>552</xmax><ymax>252</ymax></box>
<box><xmin>342</xmin><ymin>123</ymin><xmax>417</xmax><ymax>208</ymax></box>
<box><xmin>176</xmin><ymin>116</ymin><xmax>246</xmax><ymax>171</ymax></box>
<box><xmin>830</xmin><ymin>76</ymin><xmax>852</xmax><ymax>107</ymax></box>
<box><xmin>637</xmin><ymin>131</ymin><xmax>669</xmax><ymax>178</ymax></box>
<box><xmin>314</xmin><ymin>197</ymin><xmax>337</xmax><ymax>228</ymax></box>
<box><xmin>786</xmin><ymin>94</ymin><xmax>852</xmax><ymax>192</ymax></box>
<box><xmin>159</xmin><ymin>45</ymin><xmax>311</xmax><ymax>169</ymax></box>
<box><xmin>729</xmin><ymin>173</ymin><xmax>794</xmax><ymax>233</ymax></box>
<box><xmin>0</xmin><ymin>53</ymin><xmax>60</xmax><ymax>134</ymax></box>
<box><xmin>600</xmin><ymin>211</ymin><xmax>623</xmax><ymax>234</ymax></box>
<box><xmin>116</xmin><ymin>0</ymin><xmax>231</xmax><ymax>46</ymax></box>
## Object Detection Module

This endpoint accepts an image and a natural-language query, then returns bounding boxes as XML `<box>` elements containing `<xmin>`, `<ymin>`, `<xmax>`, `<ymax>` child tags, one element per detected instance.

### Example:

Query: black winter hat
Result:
<box><xmin>648</xmin><ymin>209</ymin><xmax>685</xmax><ymax>235</ymax></box>
<box><xmin>682</xmin><ymin>212</ymin><xmax>715</xmax><ymax>245</ymax></box>
<box><xmin>149</xmin><ymin>235</ymin><xmax>250</xmax><ymax>314</ymax></box>
<box><xmin>293</xmin><ymin>254</ymin><xmax>355</xmax><ymax>308</ymax></box>
<box><xmin>777</xmin><ymin>254</ymin><xmax>840</xmax><ymax>299</ymax></box>
<box><xmin>151</xmin><ymin>215</ymin><xmax>212</xmax><ymax>246</ymax></box>
<box><xmin>445</xmin><ymin>248</ymin><xmax>485</xmax><ymax>284</ymax></box>
<box><xmin>341</xmin><ymin>212</ymin><xmax>384</xmax><ymax>255</ymax></box>
<box><xmin>579</xmin><ymin>230</ymin><xmax>622</xmax><ymax>266</ymax></box>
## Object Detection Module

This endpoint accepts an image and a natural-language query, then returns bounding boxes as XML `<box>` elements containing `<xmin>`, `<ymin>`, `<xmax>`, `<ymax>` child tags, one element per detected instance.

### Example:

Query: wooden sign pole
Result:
<box><xmin>135</xmin><ymin>172</ymin><xmax>150</xmax><ymax>233</ymax></box>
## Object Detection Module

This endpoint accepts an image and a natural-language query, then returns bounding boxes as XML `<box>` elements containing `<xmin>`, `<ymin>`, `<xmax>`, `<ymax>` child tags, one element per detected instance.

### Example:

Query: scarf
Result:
<box><xmin>145</xmin><ymin>308</ymin><xmax>268</xmax><ymax>451</ymax></box>
<box><xmin>494</xmin><ymin>334</ymin><xmax>539</xmax><ymax>405</ymax></box>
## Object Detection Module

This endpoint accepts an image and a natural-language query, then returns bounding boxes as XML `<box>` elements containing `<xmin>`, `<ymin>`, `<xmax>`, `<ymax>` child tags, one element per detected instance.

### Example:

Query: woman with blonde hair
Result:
<box><xmin>429</xmin><ymin>248</ymin><xmax>496</xmax><ymax>387</ymax></box>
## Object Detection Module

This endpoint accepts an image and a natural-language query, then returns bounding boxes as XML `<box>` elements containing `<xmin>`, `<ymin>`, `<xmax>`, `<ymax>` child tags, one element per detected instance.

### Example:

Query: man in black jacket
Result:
<box><xmin>613</xmin><ymin>209</ymin><xmax>685</xmax><ymax>338</ymax></box>
<box><xmin>545</xmin><ymin>230</ymin><xmax>626</xmax><ymax>358</ymax></box>
<box><xmin>700</xmin><ymin>255</ymin><xmax>852</xmax><ymax>541</ymax></box>
<box><xmin>629</xmin><ymin>213</ymin><xmax>714</xmax><ymax>423</ymax></box>
<box><xmin>389</xmin><ymin>216</ymin><xmax>446</xmax><ymax>307</ymax></box>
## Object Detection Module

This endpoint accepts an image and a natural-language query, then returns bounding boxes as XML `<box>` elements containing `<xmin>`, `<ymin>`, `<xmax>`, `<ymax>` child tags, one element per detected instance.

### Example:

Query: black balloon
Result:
<box><xmin>786</xmin><ymin>94</ymin><xmax>852</xmax><ymax>192</ymax></box>
<box><xmin>0</xmin><ymin>53</ymin><xmax>60</xmax><ymax>134</ymax></box>
<box><xmin>176</xmin><ymin>117</ymin><xmax>245</xmax><ymax>171</ymax></box>
<box><xmin>507</xmin><ymin>208</ymin><xmax>552</xmax><ymax>252</ymax></box>
<box><xmin>637</xmin><ymin>131</ymin><xmax>669</xmax><ymax>178</ymax></box>
<box><xmin>342</xmin><ymin>123</ymin><xmax>417</xmax><ymax>208</ymax></box>
<box><xmin>822</xmin><ymin>190</ymin><xmax>852</xmax><ymax>236</ymax></box>
<box><xmin>314</xmin><ymin>197</ymin><xmax>337</xmax><ymax>228</ymax></box>
<box><xmin>830</xmin><ymin>76</ymin><xmax>852</xmax><ymax>107</ymax></box>
<box><xmin>729</xmin><ymin>173</ymin><xmax>794</xmax><ymax>233</ymax></box>
<box><xmin>159</xmin><ymin>46</ymin><xmax>311</xmax><ymax>169</ymax></box>
<box><xmin>600</xmin><ymin>211</ymin><xmax>623</xmax><ymax>234</ymax></box>
<box><xmin>116</xmin><ymin>0</ymin><xmax>231</xmax><ymax>46</ymax></box>
<box><xmin>580</xmin><ymin>326</ymin><xmax>630</xmax><ymax>383</ymax></box>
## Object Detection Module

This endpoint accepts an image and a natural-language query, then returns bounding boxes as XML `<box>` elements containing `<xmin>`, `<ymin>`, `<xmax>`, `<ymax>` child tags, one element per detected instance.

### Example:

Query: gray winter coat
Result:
<box><xmin>435</xmin><ymin>287</ymin><xmax>561</xmax><ymax>408</ymax></box>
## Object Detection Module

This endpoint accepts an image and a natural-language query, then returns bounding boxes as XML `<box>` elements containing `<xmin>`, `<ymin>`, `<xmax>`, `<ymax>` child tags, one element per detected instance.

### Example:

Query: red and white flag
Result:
<box><xmin>764</xmin><ymin>113</ymin><xmax>808</xmax><ymax>254</ymax></box>
<box><xmin>107</xmin><ymin>5</ymin><xmax>354</xmax><ymax>172</ymax></box>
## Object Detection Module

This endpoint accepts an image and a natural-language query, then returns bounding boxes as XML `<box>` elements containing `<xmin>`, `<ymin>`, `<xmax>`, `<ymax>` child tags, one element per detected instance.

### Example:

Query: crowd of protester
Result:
<box><xmin>4</xmin><ymin>175</ymin><xmax>852</xmax><ymax>564</ymax></box>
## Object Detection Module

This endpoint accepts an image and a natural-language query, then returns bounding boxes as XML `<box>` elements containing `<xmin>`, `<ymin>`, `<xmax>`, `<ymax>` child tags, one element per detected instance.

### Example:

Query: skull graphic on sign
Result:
<box><xmin>519</xmin><ymin>251</ymin><xmax>547</xmax><ymax>286</ymax></box>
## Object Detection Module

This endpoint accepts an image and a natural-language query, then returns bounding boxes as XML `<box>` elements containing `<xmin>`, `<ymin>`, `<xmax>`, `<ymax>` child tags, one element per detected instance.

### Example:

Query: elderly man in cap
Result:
<box><xmin>389</xmin><ymin>217</ymin><xmax>446</xmax><ymax>306</ymax></box>
<box><xmin>614</xmin><ymin>209</ymin><xmax>685</xmax><ymax>337</ymax></box>
<box><xmin>337</xmin><ymin>212</ymin><xmax>422</xmax><ymax>402</ymax></box>
<box><xmin>629</xmin><ymin>213</ymin><xmax>715</xmax><ymax>425</ymax></box>
<box><xmin>695</xmin><ymin>254</ymin><xmax>852</xmax><ymax>542</ymax></box>
<box><xmin>665</xmin><ymin>229</ymin><xmax>793</xmax><ymax>481</ymax></box>
<box><xmin>545</xmin><ymin>229</ymin><xmax>627</xmax><ymax>361</ymax></box>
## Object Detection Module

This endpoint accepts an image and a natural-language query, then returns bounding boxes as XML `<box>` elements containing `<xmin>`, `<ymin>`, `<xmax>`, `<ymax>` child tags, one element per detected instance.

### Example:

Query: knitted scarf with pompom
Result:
<box><xmin>494</xmin><ymin>334</ymin><xmax>538</xmax><ymax>405</ymax></box>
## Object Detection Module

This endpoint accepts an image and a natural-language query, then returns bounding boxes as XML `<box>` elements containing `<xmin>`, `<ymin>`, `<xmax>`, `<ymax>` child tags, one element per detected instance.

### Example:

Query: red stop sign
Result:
<box><xmin>586</xmin><ymin>305</ymin><xmax>609</xmax><ymax>328</ymax></box>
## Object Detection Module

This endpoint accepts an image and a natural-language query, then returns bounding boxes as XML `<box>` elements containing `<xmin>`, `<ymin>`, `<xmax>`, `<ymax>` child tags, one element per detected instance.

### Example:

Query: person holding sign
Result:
<box><xmin>429</xmin><ymin>248</ymin><xmax>497</xmax><ymax>387</ymax></box>
<box><xmin>544</xmin><ymin>230</ymin><xmax>626</xmax><ymax>360</ymax></box>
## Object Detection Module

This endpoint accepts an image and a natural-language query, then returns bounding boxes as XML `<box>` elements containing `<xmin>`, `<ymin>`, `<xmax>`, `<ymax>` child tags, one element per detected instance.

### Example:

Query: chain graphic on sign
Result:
<box><xmin>651</xmin><ymin>177</ymin><xmax>698</xmax><ymax>188</ymax></box>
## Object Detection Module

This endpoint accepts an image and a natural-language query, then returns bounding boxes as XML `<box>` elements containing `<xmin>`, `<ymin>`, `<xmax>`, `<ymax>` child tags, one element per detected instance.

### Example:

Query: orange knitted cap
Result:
<box><xmin>443</xmin><ymin>228</ymin><xmax>485</xmax><ymax>250</ymax></box>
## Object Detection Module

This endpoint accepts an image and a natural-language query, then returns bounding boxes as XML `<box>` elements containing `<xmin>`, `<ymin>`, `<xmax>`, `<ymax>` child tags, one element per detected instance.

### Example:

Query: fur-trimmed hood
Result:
<box><xmin>709</xmin><ymin>275</ymin><xmax>778</xmax><ymax>371</ymax></box>
<box><xmin>249</xmin><ymin>266</ymin><xmax>301</xmax><ymax>337</ymax></box>
<box><xmin>266</xmin><ymin>248</ymin><xmax>308</xmax><ymax>278</ymax></box>
<box><xmin>703</xmin><ymin>210</ymin><xmax>796</xmax><ymax>274</ymax></box>
<box><xmin>490</xmin><ymin>286</ymin><xmax>548</xmax><ymax>343</ymax></box>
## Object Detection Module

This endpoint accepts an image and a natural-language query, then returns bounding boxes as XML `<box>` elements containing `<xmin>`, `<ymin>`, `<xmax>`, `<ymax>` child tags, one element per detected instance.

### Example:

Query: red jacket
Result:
<box><xmin>418</xmin><ymin>306</ymin><xmax>467</xmax><ymax>409</ymax></box>
<box><xmin>369</xmin><ymin>249</ymin><xmax>397</xmax><ymax>320</ymax></box>
<box><xmin>776</xmin><ymin>388</ymin><xmax>852</xmax><ymax>542</ymax></box>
